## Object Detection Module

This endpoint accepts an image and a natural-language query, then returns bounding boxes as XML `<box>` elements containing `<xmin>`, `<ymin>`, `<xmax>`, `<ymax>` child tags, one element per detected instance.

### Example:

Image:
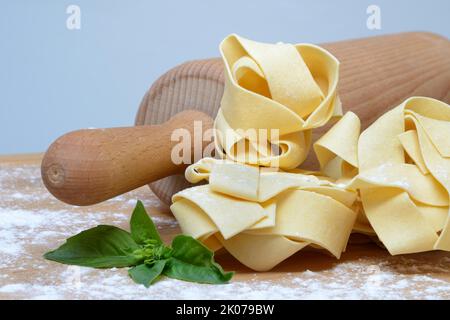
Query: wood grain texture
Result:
<box><xmin>137</xmin><ymin>32</ymin><xmax>450</xmax><ymax>204</ymax></box>
<box><xmin>41</xmin><ymin>110</ymin><xmax>213</xmax><ymax>206</ymax></box>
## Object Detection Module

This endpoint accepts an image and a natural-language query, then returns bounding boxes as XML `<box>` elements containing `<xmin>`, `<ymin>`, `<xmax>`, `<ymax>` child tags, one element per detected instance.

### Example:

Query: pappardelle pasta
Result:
<box><xmin>170</xmin><ymin>34</ymin><xmax>450</xmax><ymax>271</ymax></box>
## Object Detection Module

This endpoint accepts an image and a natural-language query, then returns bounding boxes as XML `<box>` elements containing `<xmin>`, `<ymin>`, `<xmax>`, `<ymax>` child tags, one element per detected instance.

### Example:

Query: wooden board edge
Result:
<box><xmin>0</xmin><ymin>153</ymin><xmax>43</xmax><ymax>165</ymax></box>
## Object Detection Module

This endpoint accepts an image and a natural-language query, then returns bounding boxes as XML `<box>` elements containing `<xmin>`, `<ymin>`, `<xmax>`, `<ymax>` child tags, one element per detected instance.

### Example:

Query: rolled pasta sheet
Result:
<box><xmin>184</xmin><ymin>157</ymin><xmax>356</xmax><ymax>204</ymax></box>
<box><xmin>184</xmin><ymin>157</ymin><xmax>234</xmax><ymax>184</ymax></box>
<box><xmin>215</xmin><ymin>34</ymin><xmax>341</xmax><ymax>169</ymax></box>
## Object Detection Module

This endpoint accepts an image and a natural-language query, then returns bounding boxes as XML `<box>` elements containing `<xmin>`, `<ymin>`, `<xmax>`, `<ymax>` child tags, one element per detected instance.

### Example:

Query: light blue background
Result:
<box><xmin>1</xmin><ymin>0</ymin><xmax>449</xmax><ymax>154</ymax></box>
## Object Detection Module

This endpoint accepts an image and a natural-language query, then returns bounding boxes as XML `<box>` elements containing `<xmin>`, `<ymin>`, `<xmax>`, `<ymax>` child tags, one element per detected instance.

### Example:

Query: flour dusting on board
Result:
<box><xmin>1</xmin><ymin>163</ymin><xmax>449</xmax><ymax>299</ymax></box>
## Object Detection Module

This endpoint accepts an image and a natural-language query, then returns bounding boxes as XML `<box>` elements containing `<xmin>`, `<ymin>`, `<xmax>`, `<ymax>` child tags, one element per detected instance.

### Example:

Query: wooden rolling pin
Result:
<box><xmin>42</xmin><ymin>32</ymin><xmax>450</xmax><ymax>206</ymax></box>
<box><xmin>41</xmin><ymin>110</ymin><xmax>213</xmax><ymax>205</ymax></box>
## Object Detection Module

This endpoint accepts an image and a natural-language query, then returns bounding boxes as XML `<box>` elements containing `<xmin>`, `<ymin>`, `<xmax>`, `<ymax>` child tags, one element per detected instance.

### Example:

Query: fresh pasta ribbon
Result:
<box><xmin>215</xmin><ymin>34</ymin><xmax>341</xmax><ymax>169</ymax></box>
<box><xmin>313</xmin><ymin>112</ymin><xmax>360</xmax><ymax>181</ymax></box>
<box><xmin>349</xmin><ymin>97</ymin><xmax>450</xmax><ymax>254</ymax></box>
<box><xmin>311</xmin><ymin>96</ymin><xmax>450</xmax><ymax>253</ymax></box>
<box><xmin>170</xmin><ymin>34</ymin><xmax>450</xmax><ymax>271</ymax></box>
<box><xmin>172</xmin><ymin>159</ymin><xmax>357</xmax><ymax>271</ymax></box>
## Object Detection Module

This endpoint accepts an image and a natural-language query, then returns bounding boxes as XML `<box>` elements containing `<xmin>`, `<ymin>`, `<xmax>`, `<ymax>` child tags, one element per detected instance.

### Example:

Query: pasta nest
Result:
<box><xmin>171</xmin><ymin>35</ymin><xmax>450</xmax><ymax>271</ymax></box>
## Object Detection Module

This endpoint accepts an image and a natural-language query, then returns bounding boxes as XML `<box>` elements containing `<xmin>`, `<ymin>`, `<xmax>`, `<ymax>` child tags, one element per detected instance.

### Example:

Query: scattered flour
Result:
<box><xmin>1</xmin><ymin>262</ymin><xmax>449</xmax><ymax>299</ymax></box>
<box><xmin>0</xmin><ymin>163</ymin><xmax>449</xmax><ymax>299</ymax></box>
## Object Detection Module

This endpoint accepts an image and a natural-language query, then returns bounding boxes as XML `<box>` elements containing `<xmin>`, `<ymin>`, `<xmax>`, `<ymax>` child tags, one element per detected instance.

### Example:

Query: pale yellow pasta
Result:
<box><xmin>360</xmin><ymin>188</ymin><xmax>438</xmax><ymax>255</ymax></box>
<box><xmin>215</xmin><ymin>34</ymin><xmax>341</xmax><ymax>169</ymax></box>
<box><xmin>353</xmin><ymin>97</ymin><xmax>450</xmax><ymax>253</ymax></box>
<box><xmin>217</xmin><ymin>233</ymin><xmax>308</xmax><ymax>272</ymax></box>
<box><xmin>172</xmin><ymin>185</ymin><xmax>267</xmax><ymax>240</ymax></box>
<box><xmin>314</xmin><ymin>111</ymin><xmax>360</xmax><ymax>179</ymax></box>
<box><xmin>398</xmin><ymin>130</ymin><xmax>429</xmax><ymax>174</ymax></box>
<box><xmin>170</xmin><ymin>34</ymin><xmax>450</xmax><ymax>271</ymax></box>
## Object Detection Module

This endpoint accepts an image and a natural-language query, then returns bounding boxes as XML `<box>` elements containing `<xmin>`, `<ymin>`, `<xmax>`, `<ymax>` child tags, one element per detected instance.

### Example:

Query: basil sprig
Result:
<box><xmin>44</xmin><ymin>200</ymin><xmax>233</xmax><ymax>287</ymax></box>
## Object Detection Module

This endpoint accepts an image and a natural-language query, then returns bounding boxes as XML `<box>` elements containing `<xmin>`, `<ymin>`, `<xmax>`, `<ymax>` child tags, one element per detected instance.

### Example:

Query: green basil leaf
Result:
<box><xmin>130</xmin><ymin>200</ymin><xmax>162</xmax><ymax>244</ymax></box>
<box><xmin>164</xmin><ymin>258</ymin><xmax>233</xmax><ymax>284</ymax></box>
<box><xmin>128</xmin><ymin>260</ymin><xmax>166</xmax><ymax>287</ymax></box>
<box><xmin>170</xmin><ymin>235</ymin><xmax>218</xmax><ymax>266</ymax></box>
<box><xmin>44</xmin><ymin>225</ymin><xmax>141</xmax><ymax>268</ymax></box>
<box><xmin>163</xmin><ymin>235</ymin><xmax>233</xmax><ymax>284</ymax></box>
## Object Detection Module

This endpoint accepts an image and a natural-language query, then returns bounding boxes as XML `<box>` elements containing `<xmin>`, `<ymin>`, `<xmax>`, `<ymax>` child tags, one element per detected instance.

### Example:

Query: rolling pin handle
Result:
<box><xmin>41</xmin><ymin>110</ymin><xmax>213</xmax><ymax>206</ymax></box>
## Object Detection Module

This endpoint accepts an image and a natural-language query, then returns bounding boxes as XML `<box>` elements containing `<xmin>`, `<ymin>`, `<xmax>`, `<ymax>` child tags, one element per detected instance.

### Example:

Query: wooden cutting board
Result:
<box><xmin>136</xmin><ymin>32</ymin><xmax>450</xmax><ymax>205</ymax></box>
<box><xmin>1</xmin><ymin>154</ymin><xmax>449</xmax><ymax>299</ymax></box>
